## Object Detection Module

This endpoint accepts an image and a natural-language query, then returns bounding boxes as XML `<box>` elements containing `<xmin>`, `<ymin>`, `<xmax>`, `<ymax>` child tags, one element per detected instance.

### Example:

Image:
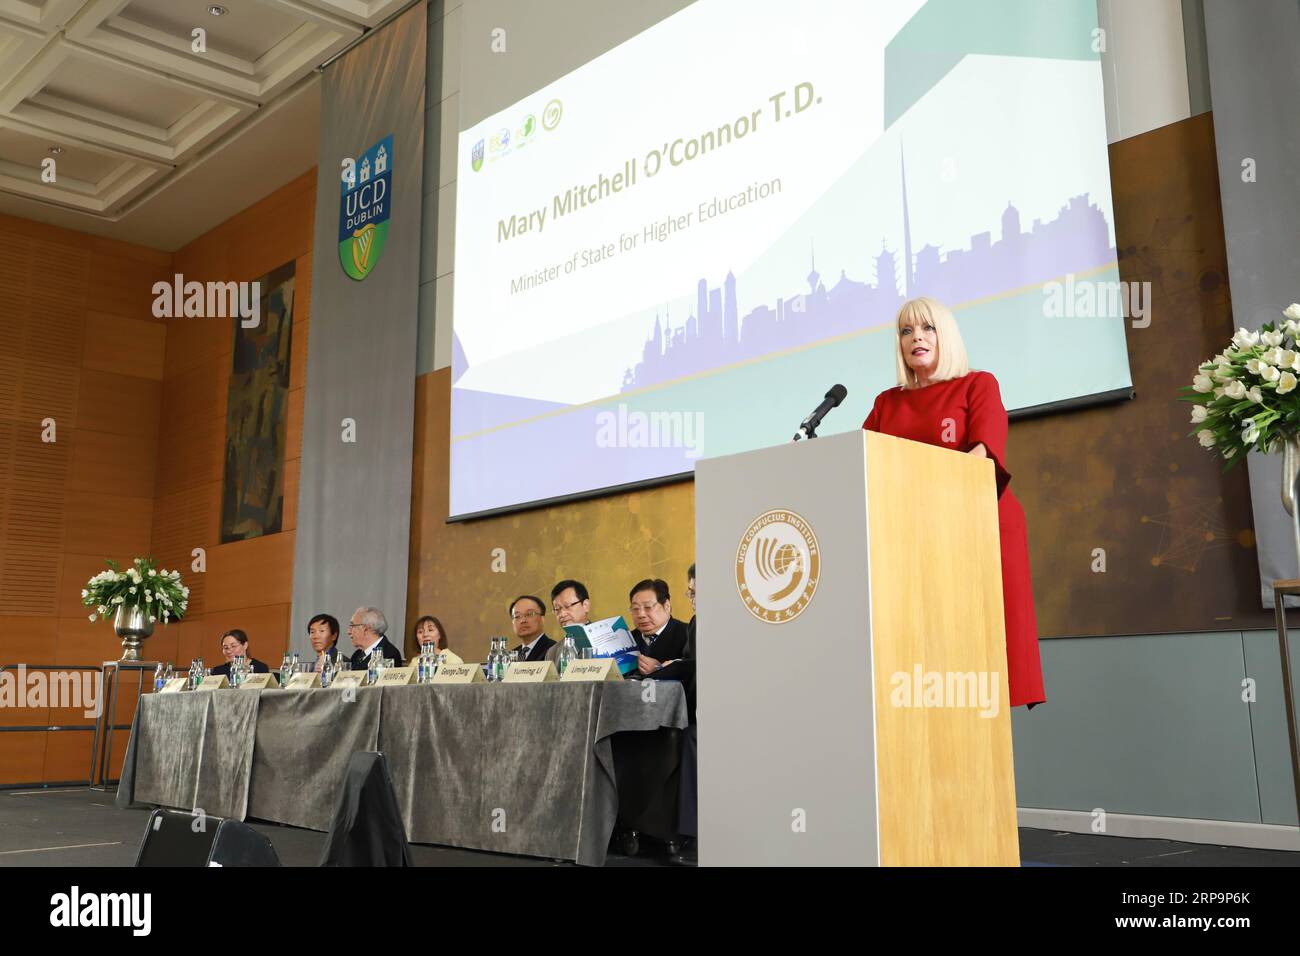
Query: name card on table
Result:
<box><xmin>285</xmin><ymin>672</ymin><xmax>320</xmax><ymax>690</ymax></box>
<box><xmin>377</xmin><ymin>667</ymin><xmax>416</xmax><ymax>686</ymax></box>
<box><xmin>196</xmin><ymin>674</ymin><xmax>229</xmax><ymax>691</ymax></box>
<box><xmin>505</xmin><ymin>661</ymin><xmax>557</xmax><ymax>683</ymax></box>
<box><xmin>332</xmin><ymin>671</ymin><xmax>367</xmax><ymax>689</ymax></box>
<box><xmin>560</xmin><ymin>659</ymin><xmax>623</xmax><ymax>682</ymax></box>
<box><xmin>158</xmin><ymin>678</ymin><xmax>188</xmax><ymax>694</ymax></box>
<box><xmin>432</xmin><ymin>663</ymin><xmax>485</xmax><ymax>684</ymax></box>
<box><xmin>241</xmin><ymin>673</ymin><xmax>279</xmax><ymax>689</ymax></box>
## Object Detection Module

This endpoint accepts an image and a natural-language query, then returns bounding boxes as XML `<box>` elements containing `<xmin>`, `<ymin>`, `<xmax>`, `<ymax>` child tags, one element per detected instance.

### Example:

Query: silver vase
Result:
<box><xmin>1281</xmin><ymin>435</ymin><xmax>1300</xmax><ymax>578</ymax></box>
<box><xmin>113</xmin><ymin>604</ymin><xmax>154</xmax><ymax>661</ymax></box>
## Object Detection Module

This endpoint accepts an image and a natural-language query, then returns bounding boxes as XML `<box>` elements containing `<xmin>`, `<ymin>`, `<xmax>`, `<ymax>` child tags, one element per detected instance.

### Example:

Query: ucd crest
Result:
<box><xmin>339</xmin><ymin>134</ymin><xmax>392</xmax><ymax>281</ymax></box>
<box><xmin>471</xmin><ymin>138</ymin><xmax>484</xmax><ymax>172</ymax></box>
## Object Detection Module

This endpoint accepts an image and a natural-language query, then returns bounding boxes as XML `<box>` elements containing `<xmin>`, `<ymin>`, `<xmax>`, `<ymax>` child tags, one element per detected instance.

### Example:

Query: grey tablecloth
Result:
<box><xmin>117</xmin><ymin>681</ymin><xmax>686</xmax><ymax>865</ymax></box>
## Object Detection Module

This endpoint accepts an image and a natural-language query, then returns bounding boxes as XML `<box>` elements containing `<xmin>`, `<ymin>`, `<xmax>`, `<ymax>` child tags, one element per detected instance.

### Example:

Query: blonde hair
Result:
<box><xmin>894</xmin><ymin>297</ymin><xmax>971</xmax><ymax>388</ymax></box>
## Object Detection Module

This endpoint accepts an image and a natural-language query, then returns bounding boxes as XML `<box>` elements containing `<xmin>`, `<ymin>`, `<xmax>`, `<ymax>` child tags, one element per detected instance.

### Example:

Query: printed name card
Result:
<box><xmin>332</xmin><ymin>671</ymin><xmax>367</xmax><ymax>689</ymax></box>
<box><xmin>285</xmin><ymin>672</ymin><xmax>320</xmax><ymax>690</ymax></box>
<box><xmin>158</xmin><ymin>678</ymin><xmax>188</xmax><ymax>694</ymax></box>
<box><xmin>560</xmin><ymin>659</ymin><xmax>623</xmax><ymax>682</ymax></box>
<box><xmin>240</xmin><ymin>673</ymin><xmax>279</xmax><ymax>689</ymax></box>
<box><xmin>505</xmin><ymin>661</ymin><xmax>558</xmax><ymax>683</ymax></box>
<box><xmin>377</xmin><ymin>667</ymin><xmax>416</xmax><ymax>686</ymax></box>
<box><xmin>196</xmin><ymin>674</ymin><xmax>229</xmax><ymax>691</ymax></box>
<box><xmin>432</xmin><ymin>663</ymin><xmax>485</xmax><ymax>684</ymax></box>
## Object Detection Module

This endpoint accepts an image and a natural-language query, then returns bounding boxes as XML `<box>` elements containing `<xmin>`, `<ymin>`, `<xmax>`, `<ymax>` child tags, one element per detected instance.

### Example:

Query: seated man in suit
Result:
<box><xmin>347</xmin><ymin>606</ymin><xmax>404</xmax><ymax>670</ymax></box>
<box><xmin>211</xmin><ymin>628</ymin><xmax>271</xmax><ymax>678</ymax></box>
<box><xmin>509</xmin><ymin>595</ymin><xmax>556</xmax><ymax>662</ymax></box>
<box><xmin>627</xmin><ymin>578</ymin><xmax>690</xmax><ymax>677</ymax></box>
<box><xmin>308</xmin><ymin>613</ymin><xmax>343</xmax><ymax>671</ymax></box>
<box><xmin>545</xmin><ymin>579</ymin><xmax>591</xmax><ymax>663</ymax></box>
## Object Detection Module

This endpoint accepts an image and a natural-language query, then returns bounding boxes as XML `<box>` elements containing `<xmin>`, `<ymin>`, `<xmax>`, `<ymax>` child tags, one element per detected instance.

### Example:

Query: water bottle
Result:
<box><xmin>497</xmin><ymin>638</ymin><xmax>509</xmax><ymax>681</ymax></box>
<box><xmin>320</xmin><ymin>655</ymin><xmax>332</xmax><ymax>689</ymax></box>
<box><xmin>279</xmin><ymin>653</ymin><xmax>291</xmax><ymax>687</ymax></box>
<box><xmin>436</xmin><ymin>651</ymin><xmax>447</xmax><ymax>676</ymax></box>
<box><xmin>154</xmin><ymin>662</ymin><xmax>166</xmax><ymax>692</ymax></box>
<box><xmin>195</xmin><ymin>657</ymin><xmax>206</xmax><ymax>685</ymax></box>
<box><xmin>367</xmin><ymin>651</ymin><xmax>380</xmax><ymax>686</ymax></box>
<box><xmin>291</xmin><ymin>652</ymin><xmax>301</xmax><ymax>678</ymax></box>
<box><xmin>558</xmin><ymin>636</ymin><xmax>576</xmax><ymax>676</ymax></box>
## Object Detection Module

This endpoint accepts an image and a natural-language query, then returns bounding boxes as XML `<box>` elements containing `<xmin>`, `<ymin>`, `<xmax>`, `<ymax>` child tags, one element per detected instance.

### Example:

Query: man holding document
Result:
<box><xmin>627</xmin><ymin>579</ymin><xmax>690</xmax><ymax>677</ymax></box>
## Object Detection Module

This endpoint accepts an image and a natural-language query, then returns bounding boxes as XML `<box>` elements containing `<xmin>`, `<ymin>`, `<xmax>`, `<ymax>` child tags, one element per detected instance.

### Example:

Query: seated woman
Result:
<box><xmin>210</xmin><ymin>629</ymin><xmax>271</xmax><ymax>678</ymax></box>
<box><xmin>412</xmin><ymin>615</ymin><xmax>462</xmax><ymax>665</ymax></box>
<box><xmin>308</xmin><ymin>613</ymin><xmax>343</xmax><ymax>671</ymax></box>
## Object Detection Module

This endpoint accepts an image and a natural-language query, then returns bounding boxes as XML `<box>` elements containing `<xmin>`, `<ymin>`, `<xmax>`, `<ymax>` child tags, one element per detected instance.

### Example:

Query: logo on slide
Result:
<box><xmin>338</xmin><ymin>134</ymin><xmax>392</xmax><ymax>281</ymax></box>
<box><xmin>542</xmin><ymin>98</ymin><xmax>562</xmax><ymax>131</ymax></box>
<box><xmin>519</xmin><ymin>114</ymin><xmax>536</xmax><ymax>140</ymax></box>
<box><xmin>735</xmin><ymin>509</ymin><xmax>820</xmax><ymax>624</ymax></box>
<box><xmin>471</xmin><ymin>138</ymin><xmax>484</xmax><ymax>172</ymax></box>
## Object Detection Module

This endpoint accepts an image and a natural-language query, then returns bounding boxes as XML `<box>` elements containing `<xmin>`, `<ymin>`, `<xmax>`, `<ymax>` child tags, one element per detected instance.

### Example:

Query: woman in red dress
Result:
<box><xmin>862</xmin><ymin>297</ymin><xmax>1045</xmax><ymax>708</ymax></box>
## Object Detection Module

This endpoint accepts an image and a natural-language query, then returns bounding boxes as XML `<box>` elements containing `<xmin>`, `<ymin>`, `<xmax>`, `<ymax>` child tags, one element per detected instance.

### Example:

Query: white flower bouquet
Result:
<box><xmin>82</xmin><ymin>557</ymin><xmax>189</xmax><ymax>625</ymax></box>
<box><xmin>1183</xmin><ymin>304</ymin><xmax>1300</xmax><ymax>469</ymax></box>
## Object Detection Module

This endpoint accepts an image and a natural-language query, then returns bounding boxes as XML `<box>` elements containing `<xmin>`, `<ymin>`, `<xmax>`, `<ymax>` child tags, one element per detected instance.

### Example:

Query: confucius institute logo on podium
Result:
<box><xmin>339</xmin><ymin>134</ymin><xmax>393</xmax><ymax>280</ymax></box>
<box><xmin>735</xmin><ymin>509</ymin><xmax>820</xmax><ymax>623</ymax></box>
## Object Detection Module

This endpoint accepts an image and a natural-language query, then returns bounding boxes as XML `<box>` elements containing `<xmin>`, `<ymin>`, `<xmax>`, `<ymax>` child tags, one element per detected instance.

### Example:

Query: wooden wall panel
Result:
<box><xmin>75</xmin><ymin>369</ymin><xmax>161</xmax><ymax>438</ymax></box>
<box><xmin>82</xmin><ymin>313</ymin><xmax>167</xmax><ymax>380</ymax></box>
<box><xmin>0</xmin><ymin>734</ymin><xmax>47</xmax><ymax>784</ymax></box>
<box><xmin>62</xmin><ymin>491</ymin><xmax>153</xmax><ymax>556</ymax></box>
<box><xmin>68</xmin><ymin>429</ymin><xmax>157</xmax><ymax>497</ymax></box>
<box><xmin>0</xmin><ymin>215</ymin><xmax>167</xmax><ymax>785</ymax></box>
<box><xmin>204</xmin><ymin>533</ymin><xmax>297</xmax><ymax>612</ymax></box>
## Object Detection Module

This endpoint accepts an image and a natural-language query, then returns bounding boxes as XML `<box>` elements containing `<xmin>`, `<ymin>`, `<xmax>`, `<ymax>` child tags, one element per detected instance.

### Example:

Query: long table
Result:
<box><xmin>116</xmin><ymin>680</ymin><xmax>687</xmax><ymax>865</ymax></box>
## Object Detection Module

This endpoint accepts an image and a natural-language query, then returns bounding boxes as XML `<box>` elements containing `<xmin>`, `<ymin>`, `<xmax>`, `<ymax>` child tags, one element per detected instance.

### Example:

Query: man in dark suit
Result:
<box><xmin>627</xmin><ymin>578</ymin><xmax>690</xmax><ymax>676</ymax></box>
<box><xmin>509</xmin><ymin>595</ymin><xmax>556</xmax><ymax>662</ymax></box>
<box><xmin>308</xmin><ymin>613</ymin><xmax>343</xmax><ymax>671</ymax></box>
<box><xmin>347</xmin><ymin>606</ymin><xmax>404</xmax><ymax>670</ymax></box>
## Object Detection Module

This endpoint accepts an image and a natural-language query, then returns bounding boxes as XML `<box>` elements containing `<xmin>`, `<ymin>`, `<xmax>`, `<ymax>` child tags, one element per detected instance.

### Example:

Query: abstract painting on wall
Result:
<box><xmin>220</xmin><ymin>261</ymin><xmax>295</xmax><ymax>543</ymax></box>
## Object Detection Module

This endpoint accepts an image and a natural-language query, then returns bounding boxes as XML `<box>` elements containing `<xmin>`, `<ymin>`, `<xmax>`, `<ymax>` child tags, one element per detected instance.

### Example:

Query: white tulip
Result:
<box><xmin>1243</xmin><ymin>422</ymin><xmax>1261</xmax><ymax>444</ymax></box>
<box><xmin>1280</xmin><ymin>350</ymin><xmax>1298</xmax><ymax>370</ymax></box>
<box><xmin>1191</xmin><ymin>405</ymin><xmax>1209</xmax><ymax>423</ymax></box>
<box><xmin>1193</xmin><ymin>374</ymin><xmax>1214</xmax><ymax>393</ymax></box>
<box><xmin>1284</xmin><ymin>303</ymin><xmax>1300</xmax><ymax>321</ymax></box>
<box><xmin>1197</xmin><ymin>429</ymin><xmax>1217</xmax><ymax>447</ymax></box>
<box><xmin>1262</xmin><ymin>365</ymin><xmax>1281</xmax><ymax>383</ymax></box>
<box><xmin>88</xmin><ymin>614</ymin><xmax>96</xmax><ymax>622</ymax></box>
<box><xmin>1279</xmin><ymin>371</ymin><xmax>1297</xmax><ymax>395</ymax></box>
<box><xmin>128</xmin><ymin>586</ymin><xmax>136</xmax><ymax>595</ymax></box>
<box><xmin>1247</xmin><ymin>358</ymin><xmax>1262</xmax><ymax>375</ymax></box>
<box><xmin>1213</xmin><ymin>386</ymin><xmax>1226</xmax><ymax>399</ymax></box>
<box><xmin>1224</xmin><ymin>380</ymin><xmax>1247</xmax><ymax>400</ymax></box>
<box><xmin>1248</xmin><ymin>386</ymin><xmax>1264</xmax><ymax>403</ymax></box>
<box><xmin>1263</xmin><ymin>330</ymin><xmax>1284</xmax><ymax>347</ymax></box>
<box><xmin>1233</xmin><ymin>328</ymin><xmax>1261</xmax><ymax>348</ymax></box>
<box><xmin>1225</xmin><ymin>447</ymin><xmax>1237</xmax><ymax>458</ymax></box>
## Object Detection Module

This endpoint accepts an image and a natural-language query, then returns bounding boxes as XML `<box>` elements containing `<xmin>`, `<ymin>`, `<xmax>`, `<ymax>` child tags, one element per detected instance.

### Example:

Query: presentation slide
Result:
<box><xmin>450</xmin><ymin>0</ymin><xmax>1128</xmax><ymax>518</ymax></box>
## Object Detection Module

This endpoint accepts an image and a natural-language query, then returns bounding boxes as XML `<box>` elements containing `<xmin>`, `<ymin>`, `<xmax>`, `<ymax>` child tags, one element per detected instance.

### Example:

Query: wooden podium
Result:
<box><xmin>696</xmin><ymin>429</ymin><xmax>1018</xmax><ymax>866</ymax></box>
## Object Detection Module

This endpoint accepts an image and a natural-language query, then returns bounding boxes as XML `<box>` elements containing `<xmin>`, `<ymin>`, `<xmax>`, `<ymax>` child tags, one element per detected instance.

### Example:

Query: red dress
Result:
<box><xmin>863</xmin><ymin>371</ymin><xmax>1045</xmax><ymax>708</ymax></box>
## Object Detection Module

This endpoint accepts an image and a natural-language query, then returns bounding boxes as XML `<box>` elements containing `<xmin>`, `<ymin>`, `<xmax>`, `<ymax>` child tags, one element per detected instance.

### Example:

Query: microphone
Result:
<box><xmin>792</xmin><ymin>384</ymin><xmax>848</xmax><ymax>441</ymax></box>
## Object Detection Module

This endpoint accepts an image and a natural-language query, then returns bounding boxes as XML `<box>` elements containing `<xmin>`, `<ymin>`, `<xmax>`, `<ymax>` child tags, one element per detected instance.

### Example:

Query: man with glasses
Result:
<box><xmin>509</xmin><ymin>595</ymin><xmax>556</xmax><ymax>662</ymax></box>
<box><xmin>628</xmin><ymin>578</ymin><xmax>690</xmax><ymax>677</ymax></box>
<box><xmin>346</xmin><ymin>605</ymin><xmax>404</xmax><ymax>670</ymax></box>
<box><xmin>545</xmin><ymin>580</ymin><xmax>591</xmax><ymax>664</ymax></box>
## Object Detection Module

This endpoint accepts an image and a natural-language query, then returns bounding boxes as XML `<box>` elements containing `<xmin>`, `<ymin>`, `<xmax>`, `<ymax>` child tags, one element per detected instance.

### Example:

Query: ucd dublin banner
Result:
<box><xmin>339</xmin><ymin>134</ymin><xmax>393</xmax><ymax>280</ymax></box>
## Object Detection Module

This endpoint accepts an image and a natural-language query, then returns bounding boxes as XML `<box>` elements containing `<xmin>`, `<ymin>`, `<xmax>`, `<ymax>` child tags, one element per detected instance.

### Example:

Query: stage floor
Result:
<box><xmin>0</xmin><ymin>788</ymin><xmax>1295</xmax><ymax>867</ymax></box>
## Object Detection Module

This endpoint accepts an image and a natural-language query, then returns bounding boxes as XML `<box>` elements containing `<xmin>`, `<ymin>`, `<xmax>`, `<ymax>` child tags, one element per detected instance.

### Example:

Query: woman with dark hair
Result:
<box><xmin>210</xmin><ymin>629</ymin><xmax>271</xmax><ymax>679</ymax></box>
<box><xmin>412</xmin><ymin>614</ymin><xmax>462</xmax><ymax>664</ymax></box>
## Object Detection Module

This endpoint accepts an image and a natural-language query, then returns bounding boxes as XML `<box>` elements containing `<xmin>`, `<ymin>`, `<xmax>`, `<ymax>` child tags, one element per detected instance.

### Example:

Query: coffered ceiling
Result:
<box><xmin>0</xmin><ymin>0</ymin><xmax>414</xmax><ymax>249</ymax></box>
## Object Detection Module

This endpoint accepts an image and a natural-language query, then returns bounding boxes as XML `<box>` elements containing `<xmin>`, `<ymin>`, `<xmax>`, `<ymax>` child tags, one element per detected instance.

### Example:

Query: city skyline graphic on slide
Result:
<box><xmin>621</xmin><ymin>152</ymin><xmax>1116</xmax><ymax>392</ymax></box>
